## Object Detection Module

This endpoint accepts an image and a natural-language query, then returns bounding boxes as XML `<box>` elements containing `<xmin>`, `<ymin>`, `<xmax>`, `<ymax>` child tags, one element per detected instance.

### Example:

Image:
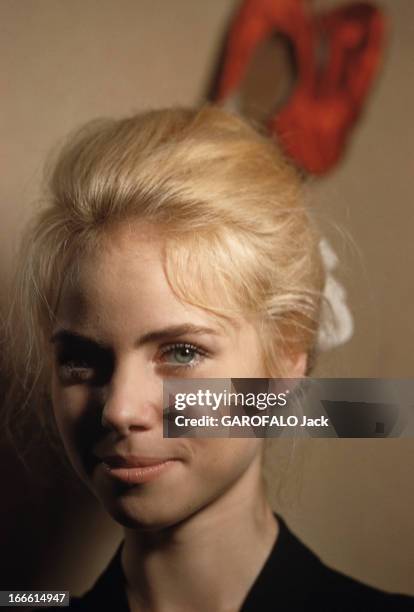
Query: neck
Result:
<box><xmin>121</xmin><ymin>458</ymin><xmax>278</xmax><ymax>612</ymax></box>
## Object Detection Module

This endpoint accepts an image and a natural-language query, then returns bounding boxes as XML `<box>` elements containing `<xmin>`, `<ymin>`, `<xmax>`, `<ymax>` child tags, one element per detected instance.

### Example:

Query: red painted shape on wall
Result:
<box><xmin>214</xmin><ymin>0</ymin><xmax>387</xmax><ymax>175</ymax></box>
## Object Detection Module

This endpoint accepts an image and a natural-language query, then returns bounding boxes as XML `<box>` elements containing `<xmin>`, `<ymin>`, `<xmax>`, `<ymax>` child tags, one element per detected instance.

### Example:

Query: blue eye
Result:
<box><xmin>58</xmin><ymin>360</ymin><xmax>95</xmax><ymax>383</ymax></box>
<box><xmin>54</xmin><ymin>345</ymin><xmax>114</xmax><ymax>386</ymax></box>
<box><xmin>159</xmin><ymin>343</ymin><xmax>206</xmax><ymax>368</ymax></box>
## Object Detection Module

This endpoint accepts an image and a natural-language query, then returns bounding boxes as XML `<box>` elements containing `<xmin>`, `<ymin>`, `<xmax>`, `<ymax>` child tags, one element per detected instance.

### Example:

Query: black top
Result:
<box><xmin>67</xmin><ymin>515</ymin><xmax>413</xmax><ymax>611</ymax></box>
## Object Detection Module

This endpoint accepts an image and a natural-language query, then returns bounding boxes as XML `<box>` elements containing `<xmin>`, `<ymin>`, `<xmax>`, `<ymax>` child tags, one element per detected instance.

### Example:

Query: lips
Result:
<box><xmin>97</xmin><ymin>454</ymin><xmax>179</xmax><ymax>485</ymax></box>
<box><xmin>101</xmin><ymin>455</ymin><xmax>175</xmax><ymax>468</ymax></box>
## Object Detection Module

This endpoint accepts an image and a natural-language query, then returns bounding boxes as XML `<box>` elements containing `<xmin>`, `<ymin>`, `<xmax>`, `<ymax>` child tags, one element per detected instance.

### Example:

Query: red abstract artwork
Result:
<box><xmin>214</xmin><ymin>0</ymin><xmax>387</xmax><ymax>175</ymax></box>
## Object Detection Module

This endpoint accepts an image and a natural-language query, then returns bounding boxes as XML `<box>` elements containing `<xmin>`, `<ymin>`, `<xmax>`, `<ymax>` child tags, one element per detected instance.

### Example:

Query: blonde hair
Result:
<box><xmin>3</xmin><ymin>104</ymin><xmax>325</xmax><ymax>448</ymax></box>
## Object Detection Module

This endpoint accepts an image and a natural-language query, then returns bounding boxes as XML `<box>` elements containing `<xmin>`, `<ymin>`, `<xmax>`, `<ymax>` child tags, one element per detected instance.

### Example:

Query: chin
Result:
<box><xmin>100</xmin><ymin>489</ymin><xmax>198</xmax><ymax>532</ymax></box>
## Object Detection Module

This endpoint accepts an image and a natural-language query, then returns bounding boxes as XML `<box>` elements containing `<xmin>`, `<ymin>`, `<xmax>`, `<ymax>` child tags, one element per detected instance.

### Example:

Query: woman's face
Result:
<box><xmin>50</xmin><ymin>223</ymin><xmax>274</xmax><ymax>529</ymax></box>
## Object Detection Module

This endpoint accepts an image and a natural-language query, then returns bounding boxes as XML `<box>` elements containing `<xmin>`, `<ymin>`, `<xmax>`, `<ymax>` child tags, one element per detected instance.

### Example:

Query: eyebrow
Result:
<box><xmin>49</xmin><ymin>324</ymin><xmax>222</xmax><ymax>348</ymax></box>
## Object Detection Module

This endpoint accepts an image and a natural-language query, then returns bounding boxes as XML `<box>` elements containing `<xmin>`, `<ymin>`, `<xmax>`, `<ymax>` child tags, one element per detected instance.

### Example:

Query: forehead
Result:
<box><xmin>55</xmin><ymin>223</ymin><xmax>230</xmax><ymax>338</ymax></box>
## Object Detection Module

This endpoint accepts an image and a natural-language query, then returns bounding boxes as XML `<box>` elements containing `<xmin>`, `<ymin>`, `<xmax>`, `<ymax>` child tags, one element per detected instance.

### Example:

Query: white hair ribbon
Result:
<box><xmin>316</xmin><ymin>238</ymin><xmax>354</xmax><ymax>351</ymax></box>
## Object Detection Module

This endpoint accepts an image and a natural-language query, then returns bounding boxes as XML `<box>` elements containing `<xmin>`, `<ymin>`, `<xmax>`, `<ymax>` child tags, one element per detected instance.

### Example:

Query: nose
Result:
<box><xmin>100</xmin><ymin>359</ymin><xmax>162</xmax><ymax>436</ymax></box>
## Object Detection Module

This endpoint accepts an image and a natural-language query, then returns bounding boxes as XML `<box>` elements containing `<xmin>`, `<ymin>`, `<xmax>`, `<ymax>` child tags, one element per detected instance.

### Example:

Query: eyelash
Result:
<box><xmin>57</xmin><ymin>360</ymin><xmax>96</xmax><ymax>383</ymax></box>
<box><xmin>56</xmin><ymin>341</ymin><xmax>209</xmax><ymax>383</ymax></box>
<box><xmin>158</xmin><ymin>342</ymin><xmax>209</xmax><ymax>371</ymax></box>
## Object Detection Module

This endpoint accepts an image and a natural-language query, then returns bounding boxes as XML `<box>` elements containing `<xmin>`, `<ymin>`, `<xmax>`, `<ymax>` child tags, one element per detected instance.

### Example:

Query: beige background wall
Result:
<box><xmin>1</xmin><ymin>0</ymin><xmax>413</xmax><ymax>596</ymax></box>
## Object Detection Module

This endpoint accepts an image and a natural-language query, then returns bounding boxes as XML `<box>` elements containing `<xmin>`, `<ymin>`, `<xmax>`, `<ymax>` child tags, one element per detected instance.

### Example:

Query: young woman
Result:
<box><xmin>5</xmin><ymin>106</ymin><xmax>413</xmax><ymax>610</ymax></box>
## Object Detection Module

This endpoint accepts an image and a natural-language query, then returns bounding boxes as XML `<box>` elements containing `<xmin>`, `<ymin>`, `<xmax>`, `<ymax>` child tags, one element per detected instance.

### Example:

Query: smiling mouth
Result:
<box><xmin>98</xmin><ymin>455</ymin><xmax>179</xmax><ymax>485</ymax></box>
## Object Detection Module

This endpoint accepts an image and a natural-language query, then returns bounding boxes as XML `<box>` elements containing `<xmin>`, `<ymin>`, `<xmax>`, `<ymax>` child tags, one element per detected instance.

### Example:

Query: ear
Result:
<box><xmin>287</xmin><ymin>351</ymin><xmax>307</xmax><ymax>378</ymax></box>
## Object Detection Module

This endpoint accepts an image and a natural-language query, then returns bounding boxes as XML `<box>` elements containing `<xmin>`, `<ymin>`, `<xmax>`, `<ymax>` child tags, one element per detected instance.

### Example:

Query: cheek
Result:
<box><xmin>51</xmin><ymin>375</ymin><xmax>83</xmax><ymax>430</ymax></box>
<box><xmin>50</xmin><ymin>374</ymin><xmax>94</xmax><ymax>471</ymax></box>
<box><xmin>190</xmin><ymin>439</ymin><xmax>263</xmax><ymax>486</ymax></box>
